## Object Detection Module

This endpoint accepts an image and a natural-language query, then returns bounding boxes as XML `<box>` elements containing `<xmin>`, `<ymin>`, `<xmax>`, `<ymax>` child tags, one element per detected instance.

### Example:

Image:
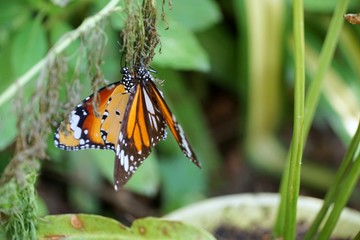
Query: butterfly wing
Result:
<box><xmin>113</xmin><ymin>83</ymin><xmax>167</xmax><ymax>189</ymax></box>
<box><xmin>54</xmin><ymin>82</ymin><xmax>125</xmax><ymax>151</ymax></box>
<box><xmin>147</xmin><ymin>80</ymin><xmax>200</xmax><ymax>168</ymax></box>
<box><xmin>99</xmin><ymin>84</ymin><xmax>130</xmax><ymax>150</ymax></box>
<box><xmin>55</xmin><ymin>66</ymin><xmax>199</xmax><ymax>190</ymax></box>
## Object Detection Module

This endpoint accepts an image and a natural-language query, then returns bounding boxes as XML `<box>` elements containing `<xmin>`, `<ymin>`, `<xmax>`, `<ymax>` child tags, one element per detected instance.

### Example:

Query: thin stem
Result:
<box><xmin>303</xmin><ymin>0</ymin><xmax>350</xmax><ymax>140</ymax></box>
<box><xmin>0</xmin><ymin>0</ymin><xmax>121</xmax><ymax>107</ymax></box>
<box><xmin>275</xmin><ymin>0</ymin><xmax>350</xmax><ymax>237</ymax></box>
<box><xmin>305</xmin><ymin>120</ymin><xmax>360</xmax><ymax>239</ymax></box>
<box><xmin>318</xmin><ymin>152</ymin><xmax>360</xmax><ymax>239</ymax></box>
<box><xmin>283</xmin><ymin>0</ymin><xmax>305</xmax><ymax>238</ymax></box>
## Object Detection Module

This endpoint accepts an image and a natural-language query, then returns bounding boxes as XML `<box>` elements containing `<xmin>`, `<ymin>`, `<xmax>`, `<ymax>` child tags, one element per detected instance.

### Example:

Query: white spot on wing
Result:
<box><xmin>124</xmin><ymin>154</ymin><xmax>129</xmax><ymax>172</ymax></box>
<box><xmin>143</xmin><ymin>89</ymin><xmax>155</xmax><ymax>114</ymax></box>
<box><xmin>116</xmin><ymin>144</ymin><xmax>120</xmax><ymax>155</ymax></box>
<box><xmin>120</xmin><ymin>150</ymin><xmax>124</xmax><ymax>166</ymax></box>
<box><xmin>151</xmin><ymin>115</ymin><xmax>157</xmax><ymax>130</ymax></box>
<box><xmin>70</xmin><ymin>114</ymin><xmax>82</xmax><ymax>139</ymax></box>
<box><xmin>119</xmin><ymin>132</ymin><xmax>123</xmax><ymax>141</ymax></box>
<box><xmin>178</xmin><ymin>124</ymin><xmax>192</xmax><ymax>156</ymax></box>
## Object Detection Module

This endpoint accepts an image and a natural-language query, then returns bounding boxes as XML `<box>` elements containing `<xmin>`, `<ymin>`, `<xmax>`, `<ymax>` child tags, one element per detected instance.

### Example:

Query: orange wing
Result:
<box><xmin>147</xmin><ymin>80</ymin><xmax>200</xmax><ymax>168</ymax></box>
<box><xmin>55</xmin><ymin>66</ymin><xmax>200</xmax><ymax>190</ymax></box>
<box><xmin>113</xmin><ymin>66</ymin><xmax>200</xmax><ymax>189</ymax></box>
<box><xmin>113</xmin><ymin>83</ymin><xmax>167</xmax><ymax>189</ymax></box>
<box><xmin>54</xmin><ymin>82</ymin><xmax>128</xmax><ymax>151</ymax></box>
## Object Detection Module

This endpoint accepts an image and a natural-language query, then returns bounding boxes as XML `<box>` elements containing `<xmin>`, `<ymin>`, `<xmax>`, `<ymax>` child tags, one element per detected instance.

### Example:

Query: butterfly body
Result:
<box><xmin>55</xmin><ymin>66</ymin><xmax>200</xmax><ymax>190</ymax></box>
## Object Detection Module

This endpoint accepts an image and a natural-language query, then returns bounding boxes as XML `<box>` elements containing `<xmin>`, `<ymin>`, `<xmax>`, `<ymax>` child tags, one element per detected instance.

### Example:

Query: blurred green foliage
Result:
<box><xmin>0</xmin><ymin>0</ymin><xmax>359</xmax><ymax>234</ymax></box>
<box><xmin>0</xmin><ymin>0</ymin><xmax>222</xmax><ymax>217</ymax></box>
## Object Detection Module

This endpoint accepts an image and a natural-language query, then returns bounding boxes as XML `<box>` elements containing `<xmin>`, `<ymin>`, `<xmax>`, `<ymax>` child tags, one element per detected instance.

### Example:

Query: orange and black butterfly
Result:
<box><xmin>54</xmin><ymin>66</ymin><xmax>200</xmax><ymax>190</ymax></box>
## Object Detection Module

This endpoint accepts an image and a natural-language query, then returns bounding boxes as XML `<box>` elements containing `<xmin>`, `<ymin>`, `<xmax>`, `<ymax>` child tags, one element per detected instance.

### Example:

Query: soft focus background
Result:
<box><xmin>0</xmin><ymin>0</ymin><xmax>359</xmax><ymax>224</ymax></box>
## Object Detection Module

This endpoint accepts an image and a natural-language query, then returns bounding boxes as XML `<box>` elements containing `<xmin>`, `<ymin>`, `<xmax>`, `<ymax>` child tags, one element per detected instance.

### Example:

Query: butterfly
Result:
<box><xmin>54</xmin><ymin>66</ymin><xmax>200</xmax><ymax>190</ymax></box>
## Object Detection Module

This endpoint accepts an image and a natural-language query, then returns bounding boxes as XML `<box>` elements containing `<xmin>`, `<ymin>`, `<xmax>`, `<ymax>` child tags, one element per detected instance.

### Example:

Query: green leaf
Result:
<box><xmin>0</xmin><ymin>227</ymin><xmax>5</xmax><ymax>239</ymax></box>
<box><xmin>11</xmin><ymin>18</ymin><xmax>47</xmax><ymax>77</ymax></box>
<box><xmin>36</xmin><ymin>196</ymin><xmax>49</xmax><ymax>217</ymax></box>
<box><xmin>124</xmin><ymin>154</ymin><xmax>161</xmax><ymax>197</ymax></box>
<box><xmin>49</xmin><ymin>21</ymin><xmax>82</xmax><ymax>74</ymax></box>
<box><xmin>197</xmin><ymin>25</ymin><xmax>237</xmax><ymax>91</ymax></box>
<box><xmin>303</xmin><ymin>0</ymin><xmax>359</xmax><ymax>12</ymax></box>
<box><xmin>154</xmin><ymin>21</ymin><xmax>210</xmax><ymax>71</ymax></box>
<box><xmin>91</xmin><ymin>149</ymin><xmax>160</xmax><ymax>197</ymax></box>
<box><xmin>158</xmin><ymin>0</ymin><xmax>222</xmax><ymax>31</ymax></box>
<box><xmin>157</xmin><ymin>68</ymin><xmax>221</xmax><ymax>178</ymax></box>
<box><xmin>159</xmin><ymin>149</ymin><xmax>206</xmax><ymax>212</ymax></box>
<box><xmin>0</xmin><ymin>101</ymin><xmax>17</xmax><ymax>150</ymax></box>
<box><xmin>0</xmin><ymin>1</ymin><xmax>29</xmax><ymax>29</ymax></box>
<box><xmin>68</xmin><ymin>151</ymin><xmax>102</xmax><ymax>213</ymax></box>
<box><xmin>0</xmin><ymin>42</ymin><xmax>14</xmax><ymax>93</ymax></box>
<box><xmin>37</xmin><ymin>215</ymin><xmax>215</xmax><ymax>239</ymax></box>
<box><xmin>0</xmin><ymin>44</ymin><xmax>17</xmax><ymax>150</ymax></box>
<box><xmin>88</xmin><ymin>150</ymin><xmax>115</xmax><ymax>185</ymax></box>
<box><xmin>0</xmin><ymin>146</ymin><xmax>11</xmax><ymax>174</ymax></box>
<box><xmin>49</xmin><ymin>21</ymin><xmax>75</xmax><ymax>48</ymax></box>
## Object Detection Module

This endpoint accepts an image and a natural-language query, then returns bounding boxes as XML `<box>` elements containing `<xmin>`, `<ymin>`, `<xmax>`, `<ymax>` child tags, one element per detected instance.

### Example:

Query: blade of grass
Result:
<box><xmin>274</xmin><ymin>0</ymin><xmax>351</xmax><ymax>237</ymax></box>
<box><xmin>318</xmin><ymin>152</ymin><xmax>360</xmax><ymax>240</ymax></box>
<box><xmin>303</xmin><ymin>0</ymin><xmax>351</xmax><ymax>140</ymax></box>
<box><xmin>305</xmin><ymin>120</ymin><xmax>360</xmax><ymax>239</ymax></box>
<box><xmin>279</xmin><ymin>0</ymin><xmax>306</xmax><ymax>238</ymax></box>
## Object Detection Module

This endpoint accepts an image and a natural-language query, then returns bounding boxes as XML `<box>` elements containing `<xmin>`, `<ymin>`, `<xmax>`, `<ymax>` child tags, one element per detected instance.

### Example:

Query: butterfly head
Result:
<box><xmin>121</xmin><ymin>66</ymin><xmax>155</xmax><ymax>92</ymax></box>
<box><xmin>135</xmin><ymin>66</ymin><xmax>152</xmax><ymax>80</ymax></box>
<box><xmin>120</xmin><ymin>67</ymin><xmax>136</xmax><ymax>93</ymax></box>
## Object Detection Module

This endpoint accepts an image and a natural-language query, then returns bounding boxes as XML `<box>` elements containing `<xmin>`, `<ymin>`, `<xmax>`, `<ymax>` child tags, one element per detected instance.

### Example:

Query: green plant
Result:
<box><xmin>236</xmin><ymin>0</ymin><xmax>359</xmax><ymax>239</ymax></box>
<box><xmin>0</xmin><ymin>0</ymin><xmax>219</xmax><ymax>238</ymax></box>
<box><xmin>0</xmin><ymin>0</ymin><xmax>359</xmax><ymax>239</ymax></box>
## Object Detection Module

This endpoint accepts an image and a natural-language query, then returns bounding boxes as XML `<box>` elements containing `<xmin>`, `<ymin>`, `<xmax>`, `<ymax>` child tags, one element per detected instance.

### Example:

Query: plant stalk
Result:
<box><xmin>0</xmin><ymin>0</ymin><xmax>121</xmax><ymax>107</ymax></box>
<box><xmin>283</xmin><ymin>0</ymin><xmax>306</xmax><ymax>238</ymax></box>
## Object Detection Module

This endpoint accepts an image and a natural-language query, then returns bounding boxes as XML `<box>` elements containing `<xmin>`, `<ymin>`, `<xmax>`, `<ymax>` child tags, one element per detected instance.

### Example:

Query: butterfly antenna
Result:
<box><xmin>148</xmin><ymin>66</ymin><xmax>157</xmax><ymax>74</ymax></box>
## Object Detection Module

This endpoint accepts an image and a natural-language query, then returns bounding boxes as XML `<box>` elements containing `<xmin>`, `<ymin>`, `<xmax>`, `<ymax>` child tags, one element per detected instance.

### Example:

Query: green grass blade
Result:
<box><xmin>275</xmin><ymin>0</ymin><xmax>351</xmax><ymax>238</ymax></box>
<box><xmin>303</xmin><ymin>0</ymin><xmax>351</xmax><ymax>139</ymax></box>
<box><xmin>318</xmin><ymin>153</ymin><xmax>360</xmax><ymax>240</ymax></box>
<box><xmin>305</xmin><ymin>121</ymin><xmax>360</xmax><ymax>239</ymax></box>
<box><xmin>282</xmin><ymin>0</ymin><xmax>306</xmax><ymax>238</ymax></box>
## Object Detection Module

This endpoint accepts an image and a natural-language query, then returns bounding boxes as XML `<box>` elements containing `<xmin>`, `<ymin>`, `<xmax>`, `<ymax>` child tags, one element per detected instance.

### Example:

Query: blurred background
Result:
<box><xmin>0</xmin><ymin>0</ymin><xmax>359</xmax><ymax>224</ymax></box>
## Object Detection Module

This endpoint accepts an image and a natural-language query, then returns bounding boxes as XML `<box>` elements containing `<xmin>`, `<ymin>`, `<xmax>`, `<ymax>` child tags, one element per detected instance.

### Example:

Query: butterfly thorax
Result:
<box><xmin>120</xmin><ymin>66</ymin><xmax>153</xmax><ymax>93</ymax></box>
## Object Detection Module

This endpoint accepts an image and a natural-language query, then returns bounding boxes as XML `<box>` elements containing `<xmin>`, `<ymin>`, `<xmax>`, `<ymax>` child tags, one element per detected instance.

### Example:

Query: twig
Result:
<box><xmin>0</xmin><ymin>0</ymin><xmax>121</xmax><ymax>107</ymax></box>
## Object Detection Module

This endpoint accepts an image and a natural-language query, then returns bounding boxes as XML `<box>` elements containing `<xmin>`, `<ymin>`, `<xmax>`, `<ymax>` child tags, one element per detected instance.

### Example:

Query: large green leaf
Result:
<box><xmin>123</xmin><ymin>154</ymin><xmax>161</xmax><ymax>197</ymax></box>
<box><xmin>303</xmin><ymin>0</ymin><xmax>359</xmax><ymax>12</ymax></box>
<box><xmin>37</xmin><ymin>215</ymin><xmax>215</xmax><ymax>239</ymax></box>
<box><xmin>159</xmin><ymin>151</ymin><xmax>206</xmax><ymax>212</ymax></box>
<box><xmin>0</xmin><ymin>1</ymin><xmax>29</xmax><ymax>38</ymax></box>
<box><xmin>90</xmin><ymin>149</ymin><xmax>160</xmax><ymax>197</ymax></box>
<box><xmin>153</xmin><ymin>21</ymin><xmax>209</xmax><ymax>72</ymax></box>
<box><xmin>11</xmin><ymin>18</ymin><xmax>47</xmax><ymax>77</ymax></box>
<box><xmin>0</xmin><ymin>41</ymin><xmax>14</xmax><ymax>93</ymax></box>
<box><xmin>158</xmin><ymin>0</ymin><xmax>221</xmax><ymax>31</ymax></box>
<box><xmin>67</xmin><ymin>151</ymin><xmax>102</xmax><ymax>213</ymax></box>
